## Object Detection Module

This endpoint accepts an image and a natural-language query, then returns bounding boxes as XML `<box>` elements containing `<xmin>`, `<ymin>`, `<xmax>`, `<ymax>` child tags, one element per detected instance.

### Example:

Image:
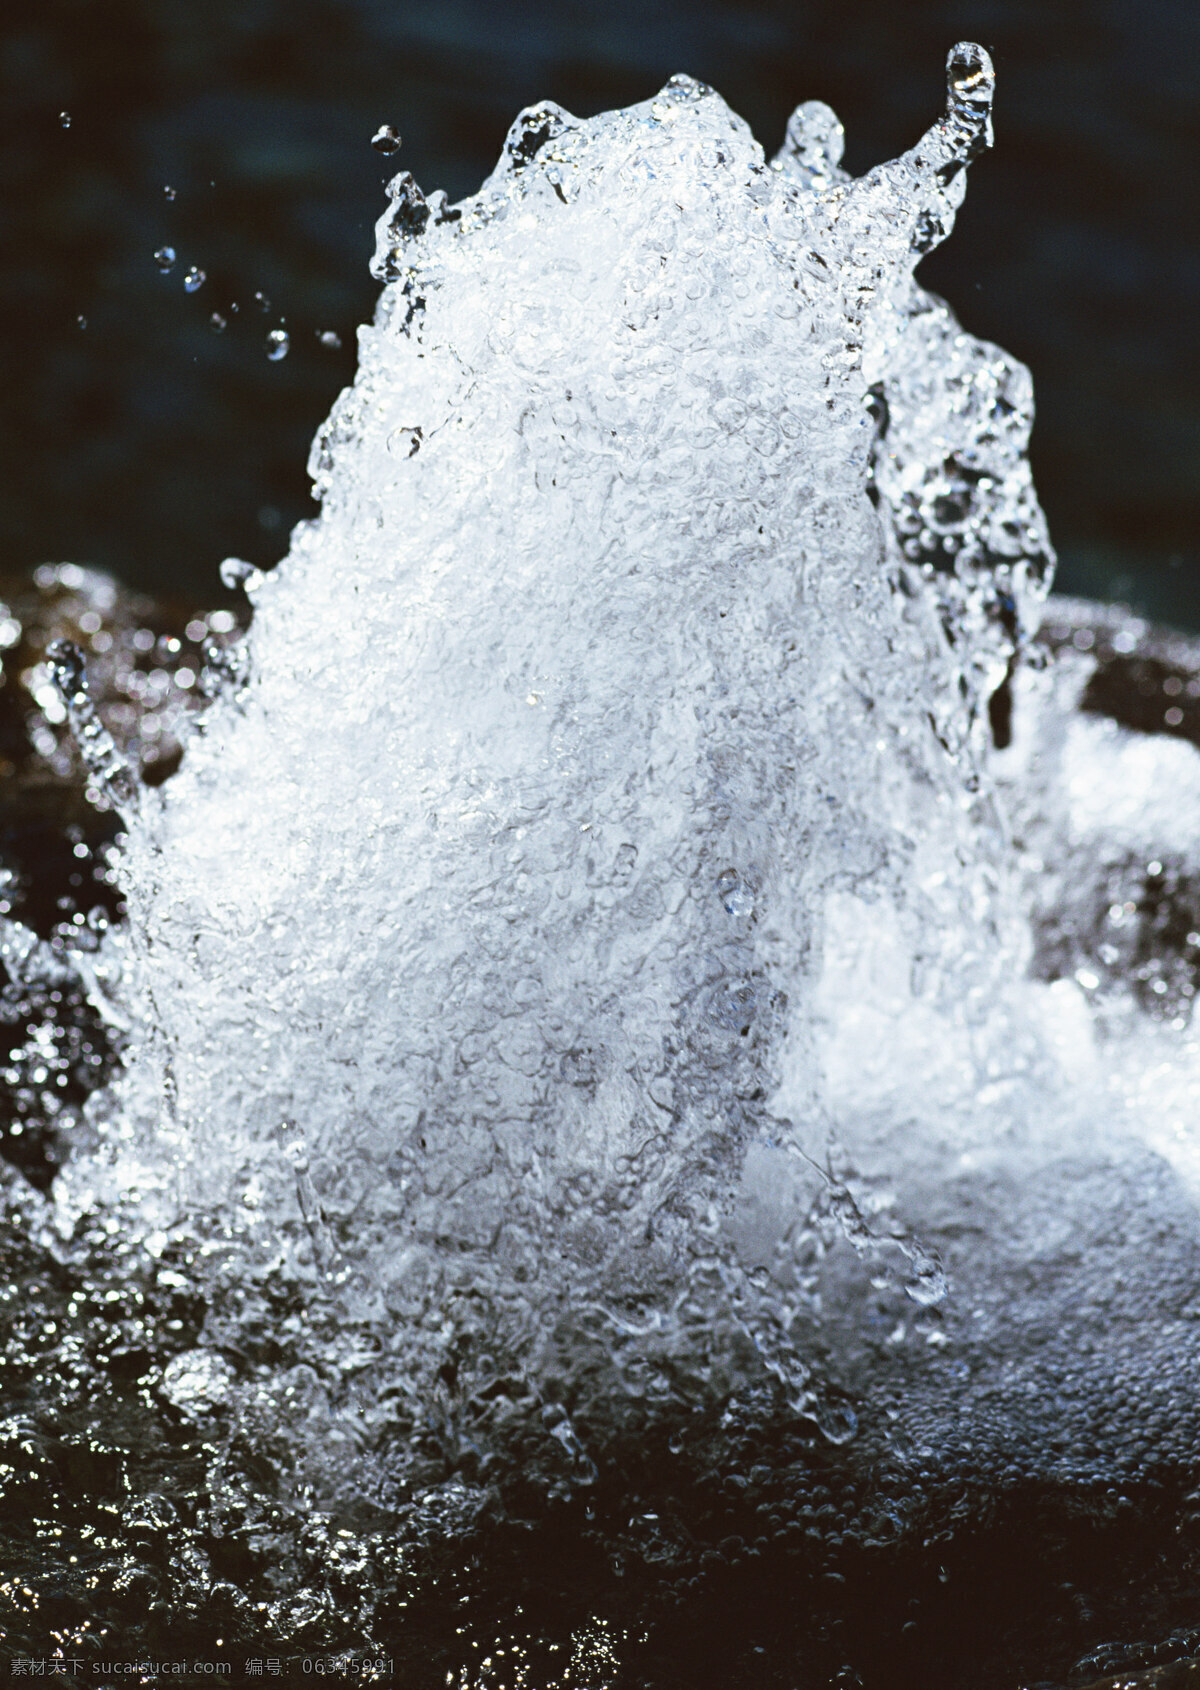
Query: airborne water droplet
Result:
<box><xmin>904</xmin><ymin>1253</ymin><xmax>948</xmax><ymax>1307</ymax></box>
<box><xmin>219</xmin><ymin>557</ymin><xmax>261</xmax><ymax>591</ymax></box>
<box><xmin>371</xmin><ymin>124</ymin><xmax>402</xmax><ymax>155</ymax></box>
<box><xmin>153</xmin><ymin>246</ymin><xmax>177</xmax><ymax>273</ymax></box>
<box><xmin>183</xmin><ymin>266</ymin><xmax>206</xmax><ymax>293</ymax></box>
<box><xmin>265</xmin><ymin>328</ymin><xmax>290</xmax><ymax>362</ymax></box>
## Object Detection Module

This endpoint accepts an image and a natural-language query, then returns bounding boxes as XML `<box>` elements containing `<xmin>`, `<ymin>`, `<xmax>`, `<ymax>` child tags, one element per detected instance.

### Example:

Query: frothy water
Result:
<box><xmin>6</xmin><ymin>45</ymin><xmax>1200</xmax><ymax>1673</ymax></box>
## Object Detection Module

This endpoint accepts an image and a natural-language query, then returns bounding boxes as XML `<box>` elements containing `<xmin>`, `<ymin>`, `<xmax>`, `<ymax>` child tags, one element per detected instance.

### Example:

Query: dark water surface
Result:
<box><xmin>0</xmin><ymin>0</ymin><xmax>1197</xmax><ymax>621</ymax></box>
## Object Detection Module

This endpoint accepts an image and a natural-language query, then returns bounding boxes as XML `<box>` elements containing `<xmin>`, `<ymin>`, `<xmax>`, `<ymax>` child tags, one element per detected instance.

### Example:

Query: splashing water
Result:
<box><xmin>15</xmin><ymin>44</ymin><xmax>1200</xmax><ymax>1665</ymax></box>
<box><xmin>77</xmin><ymin>42</ymin><xmax>1021</xmax><ymax>1438</ymax></box>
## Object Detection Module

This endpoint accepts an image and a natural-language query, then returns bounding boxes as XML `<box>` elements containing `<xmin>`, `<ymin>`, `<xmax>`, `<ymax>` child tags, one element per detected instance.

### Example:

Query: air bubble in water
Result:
<box><xmin>371</xmin><ymin>124</ymin><xmax>402</xmax><ymax>155</ymax></box>
<box><xmin>716</xmin><ymin>867</ymin><xmax>754</xmax><ymax>918</ymax></box>
<box><xmin>210</xmin><ymin>312</ymin><xmax>226</xmax><ymax>333</ymax></box>
<box><xmin>163</xmin><ymin>184</ymin><xmax>176</xmax><ymax>201</ymax></box>
<box><xmin>253</xmin><ymin>290</ymin><xmax>271</xmax><ymax>312</ymax></box>
<box><xmin>183</xmin><ymin>265</ymin><xmax>206</xmax><ymax>293</ymax></box>
<box><xmin>265</xmin><ymin>328</ymin><xmax>290</xmax><ymax>361</ymax></box>
<box><xmin>317</xmin><ymin>330</ymin><xmax>342</xmax><ymax>349</ymax></box>
<box><xmin>153</xmin><ymin>246</ymin><xmax>176</xmax><ymax>273</ymax></box>
<box><xmin>59</xmin><ymin>110</ymin><xmax>71</xmax><ymax>129</ymax></box>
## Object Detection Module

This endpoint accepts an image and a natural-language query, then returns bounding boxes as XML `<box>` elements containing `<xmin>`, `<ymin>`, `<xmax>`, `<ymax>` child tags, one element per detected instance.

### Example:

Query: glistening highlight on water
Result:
<box><xmin>2</xmin><ymin>44</ymin><xmax>1196</xmax><ymax>1679</ymax></box>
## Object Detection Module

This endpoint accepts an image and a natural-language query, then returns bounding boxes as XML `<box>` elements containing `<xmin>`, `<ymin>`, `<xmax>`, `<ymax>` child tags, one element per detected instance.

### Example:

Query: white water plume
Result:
<box><xmin>36</xmin><ymin>46</ymin><xmax>1199</xmax><ymax>1516</ymax></box>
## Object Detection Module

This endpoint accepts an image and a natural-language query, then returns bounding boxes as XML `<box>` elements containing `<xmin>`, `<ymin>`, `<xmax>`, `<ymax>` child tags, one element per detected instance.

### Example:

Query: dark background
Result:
<box><xmin>0</xmin><ymin>0</ymin><xmax>1196</xmax><ymax>625</ymax></box>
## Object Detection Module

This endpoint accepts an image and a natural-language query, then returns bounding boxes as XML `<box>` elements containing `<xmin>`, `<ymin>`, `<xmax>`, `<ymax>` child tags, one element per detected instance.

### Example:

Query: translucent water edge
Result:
<box><xmin>1</xmin><ymin>45</ymin><xmax>1197</xmax><ymax>1678</ymax></box>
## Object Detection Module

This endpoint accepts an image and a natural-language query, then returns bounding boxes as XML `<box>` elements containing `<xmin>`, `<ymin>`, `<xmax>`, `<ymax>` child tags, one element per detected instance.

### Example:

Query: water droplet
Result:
<box><xmin>812</xmin><ymin>1397</ymin><xmax>859</xmax><ymax>1446</ymax></box>
<box><xmin>209</xmin><ymin>312</ymin><xmax>227</xmax><ymax>333</ymax></box>
<box><xmin>371</xmin><ymin>124</ymin><xmax>402</xmax><ymax>155</ymax></box>
<box><xmin>773</xmin><ymin>100</ymin><xmax>846</xmax><ymax>191</ymax></box>
<box><xmin>75</xmin><ymin>314</ymin><xmax>87</xmax><ymax>331</ymax></box>
<box><xmin>265</xmin><ymin>328</ymin><xmax>290</xmax><ymax>362</ymax></box>
<box><xmin>59</xmin><ymin>111</ymin><xmax>71</xmax><ymax>129</ymax></box>
<box><xmin>317</xmin><ymin>330</ymin><xmax>342</xmax><ymax>350</ymax></box>
<box><xmin>904</xmin><ymin>1253</ymin><xmax>948</xmax><ymax>1307</ymax></box>
<box><xmin>253</xmin><ymin>290</ymin><xmax>271</xmax><ymax>312</ymax></box>
<box><xmin>163</xmin><ymin>184</ymin><xmax>176</xmax><ymax>201</ymax></box>
<box><xmin>944</xmin><ymin>41</ymin><xmax>995</xmax><ymax>156</ymax></box>
<box><xmin>219</xmin><ymin>557</ymin><xmax>261</xmax><ymax>591</ymax></box>
<box><xmin>153</xmin><ymin>246</ymin><xmax>177</xmax><ymax>273</ymax></box>
<box><xmin>46</xmin><ymin>640</ymin><xmax>138</xmax><ymax>813</ymax></box>
<box><xmin>47</xmin><ymin>639</ymin><xmax>87</xmax><ymax>703</ymax></box>
<box><xmin>183</xmin><ymin>265</ymin><xmax>206</xmax><ymax>294</ymax></box>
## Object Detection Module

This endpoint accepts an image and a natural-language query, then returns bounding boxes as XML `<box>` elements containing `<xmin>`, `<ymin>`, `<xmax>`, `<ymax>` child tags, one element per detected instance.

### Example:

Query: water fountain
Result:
<box><xmin>1</xmin><ymin>42</ymin><xmax>1198</xmax><ymax>1689</ymax></box>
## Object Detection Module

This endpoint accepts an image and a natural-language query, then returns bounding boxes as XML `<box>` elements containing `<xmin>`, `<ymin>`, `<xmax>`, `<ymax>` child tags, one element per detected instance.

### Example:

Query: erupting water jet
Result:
<box><xmin>3</xmin><ymin>44</ymin><xmax>1199</xmax><ymax>1682</ymax></box>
